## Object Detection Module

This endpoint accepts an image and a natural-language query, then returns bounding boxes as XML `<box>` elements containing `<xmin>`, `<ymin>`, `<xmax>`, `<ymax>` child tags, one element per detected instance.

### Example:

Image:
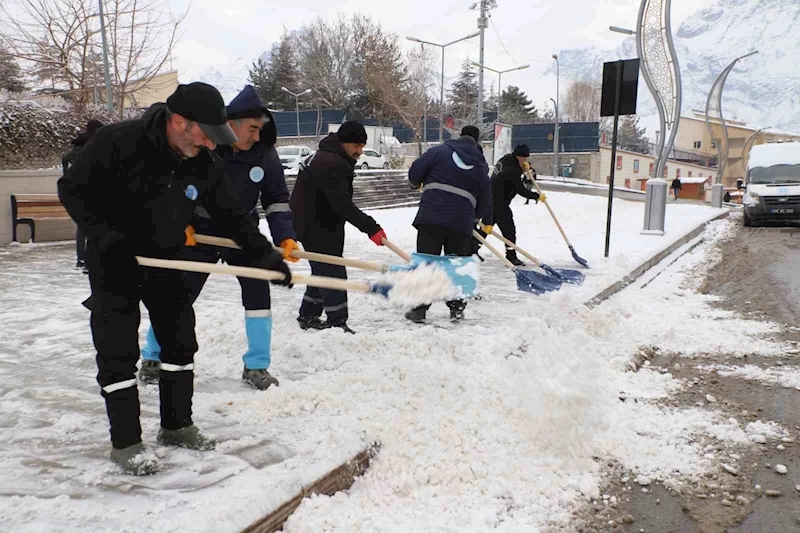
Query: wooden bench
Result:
<box><xmin>10</xmin><ymin>194</ymin><xmax>71</xmax><ymax>242</ymax></box>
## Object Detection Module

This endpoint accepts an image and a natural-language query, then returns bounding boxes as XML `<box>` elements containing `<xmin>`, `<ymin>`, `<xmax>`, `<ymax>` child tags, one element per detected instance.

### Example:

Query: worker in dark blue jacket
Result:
<box><xmin>404</xmin><ymin>125</ymin><xmax>492</xmax><ymax>323</ymax></box>
<box><xmin>139</xmin><ymin>85</ymin><xmax>298</xmax><ymax>390</ymax></box>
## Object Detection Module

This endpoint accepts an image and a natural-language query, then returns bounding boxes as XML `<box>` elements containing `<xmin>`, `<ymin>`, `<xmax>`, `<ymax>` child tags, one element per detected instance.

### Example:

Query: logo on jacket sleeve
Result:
<box><xmin>185</xmin><ymin>184</ymin><xmax>199</xmax><ymax>201</ymax></box>
<box><xmin>249</xmin><ymin>166</ymin><xmax>265</xmax><ymax>183</ymax></box>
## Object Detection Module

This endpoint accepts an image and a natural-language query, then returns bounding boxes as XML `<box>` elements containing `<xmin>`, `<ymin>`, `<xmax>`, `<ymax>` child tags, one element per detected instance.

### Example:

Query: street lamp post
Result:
<box><xmin>406</xmin><ymin>32</ymin><xmax>480</xmax><ymax>144</ymax></box>
<box><xmin>470</xmin><ymin>62</ymin><xmax>529</xmax><ymax>124</ymax></box>
<box><xmin>97</xmin><ymin>0</ymin><xmax>114</xmax><ymax>114</ymax></box>
<box><xmin>281</xmin><ymin>87</ymin><xmax>312</xmax><ymax>138</ymax></box>
<box><xmin>552</xmin><ymin>54</ymin><xmax>560</xmax><ymax>178</ymax></box>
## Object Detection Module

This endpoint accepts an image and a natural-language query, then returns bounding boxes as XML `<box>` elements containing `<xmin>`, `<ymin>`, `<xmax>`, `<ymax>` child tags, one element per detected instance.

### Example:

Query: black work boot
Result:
<box><xmin>506</xmin><ymin>249</ymin><xmax>525</xmax><ymax>267</ymax></box>
<box><xmin>157</xmin><ymin>425</ymin><xmax>217</xmax><ymax>451</ymax></box>
<box><xmin>327</xmin><ymin>321</ymin><xmax>356</xmax><ymax>334</ymax></box>
<box><xmin>110</xmin><ymin>442</ymin><xmax>159</xmax><ymax>475</ymax></box>
<box><xmin>405</xmin><ymin>307</ymin><xmax>427</xmax><ymax>324</ymax></box>
<box><xmin>138</xmin><ymin>360</ymin><xmax>160</xmax><ymax>385</ymax></box>
<box><xmin>446</xmin><ymin>301</ymin><xmax>466</xmax><ymax>321</ymax></box>
<box><xmin>297</xmin><ymin>316</ymin><xmax>330</xmax><ymax>331</ymax></box>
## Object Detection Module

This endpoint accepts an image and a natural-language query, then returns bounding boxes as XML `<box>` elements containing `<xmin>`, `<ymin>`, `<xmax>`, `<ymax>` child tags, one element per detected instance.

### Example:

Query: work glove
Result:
<box><xmin>279</xmin><ymin>238</ymin><xmax>300</xmax><ymax>263</ymax></box>
<box><xmin>522</xmin><ymin>161</ymin><xmax>531</xmax><ymax>172</ymax></box>
<box><xmin>369</xmin><ymin>228</ymin><xmax>387</xmax><ymax>246</ymax></box>
<box><xmin>479</xmin><ymin>222</ymin><xmax>494</xmax><ymax>235</ymax></box>
<box><xmin>184</xmin><ymin>225</ymin><xmax>197</xmax><ymax>246</ymax></box>
<box><xmin>538</xmin><ymin>192</ymin><xmax>547</xmax><ymax>203</ymax></box>
<box><xmin>257</xmin><ymin>250</ymin><xmax>293</xmax><ymax>288</ymax></box>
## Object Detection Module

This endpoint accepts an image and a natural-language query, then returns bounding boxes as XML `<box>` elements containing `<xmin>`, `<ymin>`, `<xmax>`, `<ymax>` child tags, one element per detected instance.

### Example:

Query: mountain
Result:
<box><xmin>553</xmin><ymin>0</ymin><xmax>800</xmax><ymax>136</ymax></box>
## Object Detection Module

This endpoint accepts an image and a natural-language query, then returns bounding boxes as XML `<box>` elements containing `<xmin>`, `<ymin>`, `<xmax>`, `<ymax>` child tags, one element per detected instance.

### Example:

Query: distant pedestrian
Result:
<box><xmin>671</xmin><ymin>177</ymin><xmax>682</xmax><ymax>200</ymax></box>
<box><xmin>723</xmin><ymin>191</ymin><xmax>732</xmax><ymax>203</ymax></box>
<box><xmin>62</xmin><ymin>119</ymin><xmax>104</xmax><ymax>274</ymax></box>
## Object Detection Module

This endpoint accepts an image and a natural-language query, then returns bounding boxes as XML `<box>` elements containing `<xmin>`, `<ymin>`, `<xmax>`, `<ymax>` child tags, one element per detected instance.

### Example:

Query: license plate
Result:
<box><xmin>771</xmin><ymin>208</ymin><xmax>794</xmax><ymax>214</ymax></box>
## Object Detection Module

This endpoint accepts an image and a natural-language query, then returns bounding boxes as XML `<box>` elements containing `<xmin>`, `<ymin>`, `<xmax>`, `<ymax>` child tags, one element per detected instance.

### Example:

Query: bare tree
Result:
<box><xmin>365</xmin><ymin>45</ymin><xmax>434</xmax><ymax>155</ymax></box>
<box><xmin>562</xmin><ymin>79</ymin><xmax>600</xmax><ymax>122</ymax></box>
<box><xmin>104</xmin><ymin>0</ymin><xmax>186</xmax><ymax>113</ymax></box>
<box><xmin>0</xmin><ymin>0</ymin><xmax>185</xmax><ymax>114</ymax></box>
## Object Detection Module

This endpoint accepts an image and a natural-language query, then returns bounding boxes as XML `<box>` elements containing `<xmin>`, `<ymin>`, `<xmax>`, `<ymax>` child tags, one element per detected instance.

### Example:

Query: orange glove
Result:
<box><xmin>184</xmin><ymin>225</ymin><xmax>196</xmax><ymax>246</ymax></box>
<box><xmin>280</xmin><ymin>238</ymin><xmax>300</xmax><ymax>263</ymax></box>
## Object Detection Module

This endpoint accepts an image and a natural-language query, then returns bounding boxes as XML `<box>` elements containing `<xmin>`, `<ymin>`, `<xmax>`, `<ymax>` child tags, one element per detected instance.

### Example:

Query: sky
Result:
<box><xmin>168</xmin><ymin>0</ymin><xmax>718</xmax><ymax>108</ymax></box>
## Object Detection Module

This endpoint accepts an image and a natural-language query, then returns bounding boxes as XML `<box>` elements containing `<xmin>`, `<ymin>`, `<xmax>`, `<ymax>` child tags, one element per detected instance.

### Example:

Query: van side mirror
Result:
<box><xmin>737</xmin><ymin>179</ymin><xmax>744</xmax><ymax>190</ymax></box>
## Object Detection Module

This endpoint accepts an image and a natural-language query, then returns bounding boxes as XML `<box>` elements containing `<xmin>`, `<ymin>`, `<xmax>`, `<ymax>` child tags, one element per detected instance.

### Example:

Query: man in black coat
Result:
<box><xmin>58</xmin><ymin>82</ymin><xmax>292</xmax><ymax>475</ymax></box>
<box><xmin>290</xmin><ymin>121</ymin><xmax>386</xmax><ymax>334</ymax></box>
<box><xmin>62</xmin><ymin>119</ymin><xmax>104</xmax><ymax>273</ymax></box>
<box><xmin>671</xmin><ymin>177</ymin><xmax>682</xmax><ymax>200</ymax></box>
<box><xmin>487</xmin><ymin>144</ymin><xmax>545</xmax><ymax>266</ymax></box>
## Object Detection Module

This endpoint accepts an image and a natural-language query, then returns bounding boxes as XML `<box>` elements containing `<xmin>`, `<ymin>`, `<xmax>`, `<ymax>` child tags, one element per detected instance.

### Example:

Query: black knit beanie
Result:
<box><xmin>460</xmin><ymin>125</ymin><xmax>480</xmax><ymax>144</ymax></box>
<box><xmin>337</xmin><ymin>121</ymin><xmax>368</xmax><ymax>144</ymax></box>
<box><xmin>513</xmin><ymin>144</ymin><xmax>530</xmax><ymax>158</ymax></box>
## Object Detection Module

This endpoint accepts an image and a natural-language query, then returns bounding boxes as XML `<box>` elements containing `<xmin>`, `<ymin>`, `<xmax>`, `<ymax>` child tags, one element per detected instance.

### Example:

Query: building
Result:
<box><xmin>120</xmin><ymin>70</ymin><xmax>179</xmax><ymax>109</ymax></box>
<box><xmin>673</xmin><ymin>111</ymin><xmax>800</xmax><ymax>189</ymax></box>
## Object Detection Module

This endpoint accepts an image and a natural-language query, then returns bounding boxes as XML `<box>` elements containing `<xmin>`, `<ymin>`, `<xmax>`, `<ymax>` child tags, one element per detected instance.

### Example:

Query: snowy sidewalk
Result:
<box><xmin>0</xmin><ymin>192</ymin><xmax>757</xmax><ymax>533</ymax></box>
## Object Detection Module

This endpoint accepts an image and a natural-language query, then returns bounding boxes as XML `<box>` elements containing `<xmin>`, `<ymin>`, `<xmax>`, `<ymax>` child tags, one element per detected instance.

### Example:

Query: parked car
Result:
<box><xmin>357</xmin><ymin>149</ymin><xmax>389</xmax><ymax>170</ymax></box>
<box><xmin>277</xmin><ymin>145</ymin><xmax>313</xmax><ymax>172</ymax></box>
<box><xmin>740</xmin><ymin>142</ymin><xmax>800</xmax><ymax>227</ymax></box>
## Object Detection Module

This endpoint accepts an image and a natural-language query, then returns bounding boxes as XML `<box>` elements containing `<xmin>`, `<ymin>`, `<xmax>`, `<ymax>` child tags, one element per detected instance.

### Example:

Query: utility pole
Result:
<box><xmin>281</xmin><ymin>87</ymin><xmax>312</xmax><ymax>138</ymax></box>
<box><xmin>552</xmin><ymin>54</ymin><xmax>560</xmax><ymax>178</ymax></box>
<box><xmin>97</xmin><ymin>0</ymin><xmax>114</xmax><ymax>114</ymax></box>
<box><xmin>471</xmin><ymin>0</ymin><xmax>495</xmax><ymax>129</ymax></box>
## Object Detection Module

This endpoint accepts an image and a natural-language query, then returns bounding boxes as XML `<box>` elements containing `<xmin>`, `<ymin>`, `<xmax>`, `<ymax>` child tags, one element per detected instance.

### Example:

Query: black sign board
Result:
<box><xmin>600</xmin><ymin>58</ymin><xmax>640</xmax><ymax>117</ymax></box>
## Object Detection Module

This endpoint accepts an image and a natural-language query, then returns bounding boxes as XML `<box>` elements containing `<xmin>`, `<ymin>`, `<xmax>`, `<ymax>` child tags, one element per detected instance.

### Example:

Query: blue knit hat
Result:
<box><xmin>227</xmin><ymin>85</ymin><xmax>269</xmax><ymax>120</ymax></box>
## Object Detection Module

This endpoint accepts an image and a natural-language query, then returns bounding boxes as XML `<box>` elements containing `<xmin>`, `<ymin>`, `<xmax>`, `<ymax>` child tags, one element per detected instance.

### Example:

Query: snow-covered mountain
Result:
<box><xmin>553</xmin><ymin>0</ymin><xmax>800</xmax><ymax>135</ymax></box>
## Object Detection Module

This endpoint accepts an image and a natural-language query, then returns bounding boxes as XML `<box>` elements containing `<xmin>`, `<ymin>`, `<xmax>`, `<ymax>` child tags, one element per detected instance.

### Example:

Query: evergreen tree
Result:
<box><xmin>499</xmin><ymin>85</ymin><xmax>537</xmax><ymax>124</ymax></box>
<box><xmin>447</xmin><ymin>60</ymin><xmax>479</xmax><ymax>120</ymax></box>
<box><xmin>271</xmin><ymin>33</ymin><xmax>299</xmax><ymax>110</ymax></box>
<box><xmin>618</xmin><ymin>114</ymin><xmax>649</xmax><ymax>154</ymax></box>
<box><xmin>0</xmin><ymin>49</ymin><xmax>26</xmax><ymax>93</ymax></box>
<box><xmin>248</xmin><ymin>56</ymin><xmax>274</xmax><ymax>107</ymax></box>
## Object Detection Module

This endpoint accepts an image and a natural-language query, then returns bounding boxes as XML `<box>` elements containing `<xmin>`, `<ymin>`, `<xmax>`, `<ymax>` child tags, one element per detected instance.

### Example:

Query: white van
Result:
<box><xmin>740</xmin><ymin>142</ymin><xmax>800</xmax><ymax>226</ymax></box>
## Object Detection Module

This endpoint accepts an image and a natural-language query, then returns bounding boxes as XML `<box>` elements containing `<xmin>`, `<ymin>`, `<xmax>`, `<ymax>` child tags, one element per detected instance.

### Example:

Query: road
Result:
<box><xmin>578</xmin><ymin>217</ymin><xmax>800</xmax><ymax>533</ymax></box>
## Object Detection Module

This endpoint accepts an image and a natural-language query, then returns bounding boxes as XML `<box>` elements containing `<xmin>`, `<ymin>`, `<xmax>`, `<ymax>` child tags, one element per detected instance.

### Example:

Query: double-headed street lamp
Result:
<box><xmin>281</xmin><ymin>87</ymin><xmax>312</xmax><ymax>138</ymax></box>
<box><xmin>406</xmin><ymin>32</ymin><xmax>480</xmax><ymax>144</ymax></box>
<box><xmin>469</xmin><ymin>61</ymin><xmax>529</xmax><ymax>124</ymax></box>
<box><xmin>552</xmin><ymin>54</ymin><xmax>560</xmax><ymax>178</ymax></box>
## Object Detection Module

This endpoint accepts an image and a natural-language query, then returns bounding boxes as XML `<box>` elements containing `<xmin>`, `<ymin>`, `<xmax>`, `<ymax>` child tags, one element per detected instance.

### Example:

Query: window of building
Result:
<box><xmin>693</xmin><ymin>141</ymin><xmax>702</xmax><ymax>149</ymax></box>
<box><xmin>616</xmin><ymin>155</ymin><xmax>623</xmax><ymax>170</ymax></box>
<box><xmin>633</xmin><ymin>160</ymin><xmax>640</xmax><ymax>173</ymax></box>
<box><xmin>688</xmin><ymin>171</ymin><xmax>693</xmax><ymax>177</ymax></box>
<box><xmin>676</xmin><ymin>168</ymin><xmax>681</xmax><ymax>178</ymax></box>
<box><xmin>664</xmin><ymin>165</ymin><xmax>668</xmax><ymax>177</ymax></box>
<box><xmin>607</xmin><ymin>176</ymin><xmax>611</xmax><ymax>184</ymax></box>
<box><xmin>624</xmin><ymin>178</ymin><xmax>631</xmax><ymax>188</ymax></box>
<box><xmin>649</xmin><ymin>162</ymin><xmax>654</xmax><ymax>176</ymax></box>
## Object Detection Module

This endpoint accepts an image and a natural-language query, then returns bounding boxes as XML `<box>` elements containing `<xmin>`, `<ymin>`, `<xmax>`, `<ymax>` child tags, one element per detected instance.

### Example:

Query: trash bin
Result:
<box><xmin>642</xmin><ymin>178</ymin><xmax>667</xmax><ymax>235</ymax></box>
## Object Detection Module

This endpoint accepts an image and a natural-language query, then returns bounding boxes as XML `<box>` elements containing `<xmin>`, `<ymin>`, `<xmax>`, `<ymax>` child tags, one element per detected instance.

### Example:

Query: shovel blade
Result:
<box><xmin>569</xmin><ymin>245</ymin><xmax>590</xmax><ymax>268</ymax></box>
<box><xmin>387</xmin><ymin>253</ymin><xmax>480</xmax><ymax>298</ymax></box>
<box><xmin>540</xmin><ymin>263</ymin><xmax>585</xmax><ymax>285</ymax></box>
<box><xmin>515</xmin><ymin>269</ymin><xmax>562</xmax><ymax>294</ymax></box>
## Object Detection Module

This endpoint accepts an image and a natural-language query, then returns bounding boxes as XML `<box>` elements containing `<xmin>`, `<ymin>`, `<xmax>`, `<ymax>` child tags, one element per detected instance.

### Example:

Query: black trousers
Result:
<box><xmin>493</xmin><ymin>205</ymin><xmax>517</xmax><ymax>248</ymax></box>
<box><xmin>414</xmin><ymin>224</ymin><xmax>472</xmax><ymax>312</ymax></box>
<box><xmin>86</xmin><ymin>239</ymin><xmax>198</xmax><ymax>450</ymax></box>
<box><xmin>76</xmin><ymin>227</ymin><xmax>86</xmax><ymax>263</ymax></box>
<box><xmin>298</xmin><ymin>231</ymin><xmax>348</xmax><ymax>324</ymax></box>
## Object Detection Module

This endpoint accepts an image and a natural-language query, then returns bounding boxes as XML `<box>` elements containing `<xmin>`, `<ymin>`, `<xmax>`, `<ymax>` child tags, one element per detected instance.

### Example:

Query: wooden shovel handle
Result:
<box><xmin>489</xmin><ymin>230</ymin><xmax>542</xmax><ymax>267</ymax></box>
<box><xmin>192</xmin><ymin>233</ymin><xmax>387</xmax><ymax>273</ymax></box>
<box><xmin>381</xmin><ymin>237</ymin><xmax>412</xmax><ymax>263</ymax></box>
<box><xmin>472</xmin><ymin>230</ymin><xmax>516</xmax><ymax>271</ymax></box>
<box><xmin>528</xmin><ymin>170</ymin><xmax>572</xmax><ymax>245</ymax></box>
<box><xmin>135</xmin><ymin>256</ymin><xmax>375</xmax><ymax>293</ymax></box>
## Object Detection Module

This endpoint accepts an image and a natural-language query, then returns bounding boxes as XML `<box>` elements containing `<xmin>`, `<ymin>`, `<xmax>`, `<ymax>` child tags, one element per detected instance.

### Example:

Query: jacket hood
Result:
<box><xmin>445</xmin><ymin>137</ymin><xmax>486</xmax><ymax>167</ymax></box>
<box><xmin>142</xmin><ymin>103</ymin><xmax>182</xmax><ymax>161</ymax></box>
<box><xmin>319</xmin><ymin>133</ymin><xmax>356</xmax><ymax>165</ymax></box>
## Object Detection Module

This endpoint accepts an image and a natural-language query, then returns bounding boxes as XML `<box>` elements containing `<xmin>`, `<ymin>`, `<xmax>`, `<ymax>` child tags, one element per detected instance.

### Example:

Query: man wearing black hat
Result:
<box><xmin>58</xmin><ymin>82</ymin><xmax>293</xmax><ymax>475</ymax></box>
<box><xmin>138</xmin><ymin>85</ymin><xmax>297</xmax><ymax>391</ymax></box>
<box><xmin>290</xmin><ymin>121</ymin><xmax>386</xmax><ymax>334</ymax></box>
<box><xmin>486</xmin><ymin>144</ymin><xmax>546</xmax><ymax>266</ymax></box>
<box><xmin>404</xmin><ymin>125</ymin><xmax>492</xmax><ymax>323</ymax></box>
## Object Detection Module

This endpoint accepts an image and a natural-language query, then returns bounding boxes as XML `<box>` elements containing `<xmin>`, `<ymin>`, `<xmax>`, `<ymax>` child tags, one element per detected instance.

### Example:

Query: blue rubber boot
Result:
<box><xmin>241</xmin><ymin>312</ymin><xmax>278</xmax><ymax>390</ymax></box>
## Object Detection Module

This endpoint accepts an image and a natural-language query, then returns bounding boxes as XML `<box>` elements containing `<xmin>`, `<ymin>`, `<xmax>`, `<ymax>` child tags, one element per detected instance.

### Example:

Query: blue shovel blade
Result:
<box><xmin>387</xmin><ymin>253</ymin><xmax>480</xmax><ymax>298</ymax></box>
<box><xmin>515</xmin><ymin>269</ymin><xmax>562</xmax><ymax>294</ymax></box>
<box><xmin>541</xmin><ymin>263</ymin><xmax>585</xmax><ymax>285</ymax></box>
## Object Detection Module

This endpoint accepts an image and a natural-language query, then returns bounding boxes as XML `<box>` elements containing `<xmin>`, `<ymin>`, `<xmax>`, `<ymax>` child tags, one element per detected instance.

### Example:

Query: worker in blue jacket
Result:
<box><xmin>139</xmin><ymin>85</ymin><xmax>299</xmax><ymax>390</ymax></box>
<box><xmin>404</xmin><ymin>125</ymin><xmax>492</xmax><ymax>323</ymax></box>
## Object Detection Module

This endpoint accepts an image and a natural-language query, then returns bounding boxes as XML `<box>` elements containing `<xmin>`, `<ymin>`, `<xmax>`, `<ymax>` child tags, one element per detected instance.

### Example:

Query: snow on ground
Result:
<box><xmin>0</xmin><ymin>192</ymin><xmax>788</xmax><ymax>532</ymax></box>
<box><xmin>699</xmin><ymin>363</ymin><xmax>800</xmax><ymax>391</ymax></box>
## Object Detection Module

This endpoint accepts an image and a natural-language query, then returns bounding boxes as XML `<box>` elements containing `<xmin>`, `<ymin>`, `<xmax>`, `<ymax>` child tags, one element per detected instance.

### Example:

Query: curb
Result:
<box><xmin>583</xmin><ymin>209</ymin><xmax>731</xmax><ymax>309</ymax></box>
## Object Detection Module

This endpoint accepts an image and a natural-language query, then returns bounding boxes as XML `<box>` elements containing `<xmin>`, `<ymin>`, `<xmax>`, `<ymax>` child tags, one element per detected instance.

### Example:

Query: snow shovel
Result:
<box><xmin>527</xmin><ymin>170</ymin><xmax>590</xmax><ymax>268</ymax></box>
<box><xmin>136</xmin><ymin>256</ymin><xmax>395</xmax><ymax>296</ymax></box>
<box><xmin>472</xmin><ymin>231</ymin><xmax>561</xmax><ymax>295</ymax></box>
<box><xmin>191</xmin><ymin>233</ymin><xmax>479</xmax><ymax>298</ymax></box>
<box><xmin>488</xmin><ymin>230</ymin><xmax>585</xmax><ymax>285</ymax></box>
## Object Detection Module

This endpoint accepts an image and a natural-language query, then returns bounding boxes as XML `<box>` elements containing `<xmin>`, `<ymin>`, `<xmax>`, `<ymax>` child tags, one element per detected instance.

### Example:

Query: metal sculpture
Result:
<box><xmin>636</xmin><ymin>0</ymin><xmax>682</xmax><ymax>179</ymax></box>
<box><xmin>742</xmin><ymin>126</ymin><xmax>770</xmax><ymax>177</ymax></box>
<box><xmin>705</xmin><ymin>51</ymin><xmax>758</xmax><ymax>185</ymax></box>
